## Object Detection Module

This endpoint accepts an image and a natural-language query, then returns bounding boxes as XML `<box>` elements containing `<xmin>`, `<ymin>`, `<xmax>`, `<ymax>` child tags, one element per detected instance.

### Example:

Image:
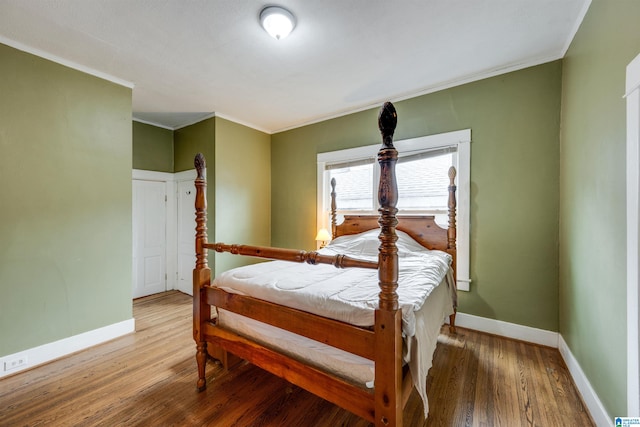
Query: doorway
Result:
<box><xmin>132</xmin><ymin>169</ymin><xmax>196</xmax><ymax>299</ymax></box>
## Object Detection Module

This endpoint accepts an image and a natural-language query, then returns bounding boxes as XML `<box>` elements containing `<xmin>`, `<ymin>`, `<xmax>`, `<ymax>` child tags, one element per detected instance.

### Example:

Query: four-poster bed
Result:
<box><xmin>192</xmin><ymin>102</ymin><xmax>458</xmax><ymax>426</ymax></box>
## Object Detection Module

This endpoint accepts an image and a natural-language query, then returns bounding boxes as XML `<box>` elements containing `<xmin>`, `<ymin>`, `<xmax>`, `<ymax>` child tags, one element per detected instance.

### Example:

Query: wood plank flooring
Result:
<box><xmin>0</xmin><ymin>291</ymin><xmax>594</xmax><ymax>426</ymax></box>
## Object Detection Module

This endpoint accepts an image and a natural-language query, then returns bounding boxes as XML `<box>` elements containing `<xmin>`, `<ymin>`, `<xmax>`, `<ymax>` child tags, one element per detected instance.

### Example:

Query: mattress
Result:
<box><xmin>213</xmin><ymin>229</ymin><xmax>452</xmax><ymax>337</ymax></box>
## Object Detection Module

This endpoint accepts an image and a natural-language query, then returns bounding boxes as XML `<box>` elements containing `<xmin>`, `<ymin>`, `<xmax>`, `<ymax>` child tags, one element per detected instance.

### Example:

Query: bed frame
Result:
<box><xmin>192</xmin><ymin>102</ymin><xmax>457</xmax><ymax>426</ymax></box>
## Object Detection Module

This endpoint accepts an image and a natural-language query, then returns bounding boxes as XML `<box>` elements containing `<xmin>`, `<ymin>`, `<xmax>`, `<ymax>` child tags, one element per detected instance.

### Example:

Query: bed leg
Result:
<box><xmin>196</xmin><ymin>341</ymin><xmax>207</xmax><ymax>391</ymax></box>
<box><xmin>449</xmin><ymin>312</ymin><xmax>457</xmax><ymax>334</ymax></box>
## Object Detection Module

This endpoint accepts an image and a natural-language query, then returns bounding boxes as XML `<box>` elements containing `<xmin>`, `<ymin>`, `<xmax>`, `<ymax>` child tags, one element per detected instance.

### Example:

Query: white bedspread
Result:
<box><xmin>214</xmin><ymin>229</ymin><xmax>452</xmax><ymax>338</ymax></box>
<box><xmin>212</xmin><ymin>229</ymin><xmax>454</xmax><ymax>417</ymax></box>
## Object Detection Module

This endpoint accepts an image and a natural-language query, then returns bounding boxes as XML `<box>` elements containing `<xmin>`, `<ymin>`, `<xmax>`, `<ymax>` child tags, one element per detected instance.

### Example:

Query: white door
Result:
<box><xmin>132</xmin><ymin>180</ymin><xmax>167</xmax><ymax>298</ymax></box>
<box><xmin>177</xmin><ymin>179</ymin><xmax>196</xmax><ymax>295</ymax></box>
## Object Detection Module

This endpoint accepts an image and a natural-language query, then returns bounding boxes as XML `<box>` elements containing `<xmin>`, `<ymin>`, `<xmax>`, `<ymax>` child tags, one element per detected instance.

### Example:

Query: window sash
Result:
<box><xmin>397</xmin><ymin>145</ymin><xmax>457</xmax><ymax>163</ymax></box>
<box><xmin>325</xmin><ymin>147</ymin><xmax>457</xmax><ymax>213</ymax></box>
<box><xmin>325</xmin><ymin>157</ymin><xmax>375</xmax><ymax>170</ymax></box>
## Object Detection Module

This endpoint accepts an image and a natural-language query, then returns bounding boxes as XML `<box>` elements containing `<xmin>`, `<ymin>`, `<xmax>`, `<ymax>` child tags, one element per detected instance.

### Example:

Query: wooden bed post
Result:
<box><xmin>447</xmin><ymin>166</ymin><xmax>458</xmax><ymax>333</ymax></box>
<box><xmin>374</xmin><ymin>102</ymin><xmax>403</xmax><ymax>427</ymax></box>
<box><xmin>193</xmin><ymin>153</ymin><xmax>212</xmax><ymax>392</ymax></box>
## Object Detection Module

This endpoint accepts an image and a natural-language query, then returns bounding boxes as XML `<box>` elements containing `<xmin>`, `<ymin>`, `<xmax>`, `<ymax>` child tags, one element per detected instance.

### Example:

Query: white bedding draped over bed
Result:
<box><xmin>212</xmin><ymin>229</ymin><xmax>454</xmax><ymax>417</ymax></box>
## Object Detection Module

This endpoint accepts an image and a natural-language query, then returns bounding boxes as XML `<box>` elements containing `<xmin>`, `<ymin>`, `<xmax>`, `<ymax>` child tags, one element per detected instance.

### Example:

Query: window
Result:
<box><xmin>317</xmin><ymin>129</ymin><xmax>471</xmax><ymax>291</ymax></box>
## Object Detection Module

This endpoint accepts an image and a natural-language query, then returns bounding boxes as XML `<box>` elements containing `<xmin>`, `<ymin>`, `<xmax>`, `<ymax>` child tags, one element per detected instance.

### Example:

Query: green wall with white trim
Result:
<box><xmin>0</xmin><ymin>43</ymin><xmax>133</xmax><ymax>356</ymax></box>
<box><xmin>559</xmin><ymin>0</ymin><xmax>640</xmax><ymax>417</ymax></box>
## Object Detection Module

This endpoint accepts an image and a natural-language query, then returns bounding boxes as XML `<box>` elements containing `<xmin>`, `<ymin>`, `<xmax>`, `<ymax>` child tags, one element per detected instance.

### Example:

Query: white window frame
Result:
<box><xmin>317</xmin><ymin>129</ymin><xmax>471</xmax><ymax>291</ymax></box>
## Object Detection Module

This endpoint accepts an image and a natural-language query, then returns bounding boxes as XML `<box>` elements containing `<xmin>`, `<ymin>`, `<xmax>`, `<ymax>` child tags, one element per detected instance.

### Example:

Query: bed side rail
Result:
<box><xmin>205</xmin><ymin>242</ymin><xmax>378</xmax><ymax>269</ymax></box>
<box><xmin>206</xmin><ymin>287</ymin><xmax>376</xmax><ymax>360</ymax></box>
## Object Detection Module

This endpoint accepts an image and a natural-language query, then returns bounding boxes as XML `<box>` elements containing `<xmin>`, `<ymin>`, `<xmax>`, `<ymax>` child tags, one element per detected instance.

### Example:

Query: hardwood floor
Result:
<box><xmin>0</xmin><ymin>291</ymin><xmax>594</xmax><ymax>426</ymax></box>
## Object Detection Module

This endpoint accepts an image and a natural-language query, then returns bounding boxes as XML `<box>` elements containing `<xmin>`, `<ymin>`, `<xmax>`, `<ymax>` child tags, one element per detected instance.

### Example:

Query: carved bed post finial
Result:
<box><xmin>377</xmin><ymin>102</ymin><xmax>399</xmax><ymax>311</ymax></box>
<box><xmin>330</xmin><ymin>178</ymin><xmax>337</xmax><ymax>239</ymax></box>
<box><xmin>378</xmin><ymin>101</ymin><xmax>398</xmax><ymax>148</ymax></box>
<box><xmin>447</xmin><ymin>166</ymin><xmax>457</xmax><ymax>251</ymax></box>
<box><xmin>195</xmin><ymin>153</ymin><xmax>206</xmax><ymax>180</ymax></box>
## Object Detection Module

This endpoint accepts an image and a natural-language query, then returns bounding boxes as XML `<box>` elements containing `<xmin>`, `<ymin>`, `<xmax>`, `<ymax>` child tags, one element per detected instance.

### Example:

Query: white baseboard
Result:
<box><xmin>558</xmin><ymin>335</ymin><xmax>611</xmax><ymax>427</ymax></box>
<box><xmin>0</xmin><ymin>318</ymin><xmax>135</xmax><ymax>379</ymax></box>
<box><xmin>451</xmin><ymin>312</ymin><xmax>559</xmax><ymax>348</ymax></box>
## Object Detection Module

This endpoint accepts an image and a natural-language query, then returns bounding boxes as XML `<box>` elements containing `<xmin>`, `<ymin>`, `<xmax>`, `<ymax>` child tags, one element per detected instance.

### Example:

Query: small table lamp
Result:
<box><xmin>315</xmin><ymin>228</ymin><xmax>331</xmax><ymax>248</ymax></box>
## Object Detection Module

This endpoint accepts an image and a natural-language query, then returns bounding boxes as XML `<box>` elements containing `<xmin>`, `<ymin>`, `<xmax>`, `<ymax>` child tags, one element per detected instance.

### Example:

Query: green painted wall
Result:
<box><xmin>559</xmin><ymin>0</ymin><xmax>640</xmax><ymax>417</ymax></box>
<box><xmin>174</xmin><ymin>118</ymin><xmax>215</xmax><ymax>173</ymax></box>
<box><xmin>132</xmin><ymin>121</ymin><xmax>174</xmax><ymax>172</ymax></box>
<box><xmin>271</xmin><ymin>61</ymin><xmax>562</xmax><ymax>332</ymax></box>
<box><xmin>215</xmin><ymin>118</ymin><xmax>271</xmax><ymax>274</ymax></box>
<box><xmin>0</xmin><ymin>43</ymin><xmax>133</xmax><ymax>356</ymax></box>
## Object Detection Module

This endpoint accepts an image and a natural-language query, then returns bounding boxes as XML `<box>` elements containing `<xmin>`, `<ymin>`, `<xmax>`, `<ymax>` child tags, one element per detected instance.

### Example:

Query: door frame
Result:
<box><xmin>626</xmin><ymin>51</ymin><xmax>640</xmax><ymax>416</ymax></box>
<box><xmin>132</xmin><ymin>169</ymin><xmax>177</xmax><ymax>293</ymax></box>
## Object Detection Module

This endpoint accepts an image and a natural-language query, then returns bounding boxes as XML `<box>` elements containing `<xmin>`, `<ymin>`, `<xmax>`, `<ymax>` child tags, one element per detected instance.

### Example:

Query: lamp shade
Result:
<box><xmin>260</xmin><ymin>6</ymin><xmax>295</xmax><ymax>40</ymax></box>
<box><xmin>315</xmin><ymin>228</ymin><xmax>331</xmax><ymax>242</ymax></box>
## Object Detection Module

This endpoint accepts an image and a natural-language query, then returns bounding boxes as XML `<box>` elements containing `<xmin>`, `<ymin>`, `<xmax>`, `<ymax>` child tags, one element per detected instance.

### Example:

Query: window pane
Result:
<box><xmin>328</xmin><ymin>164</ymin><xmax>373</xmax><ymax>210</ymax></box>
<box><xmin>397</xmin><ymin>152</ymin><xmax>453</xmax><ymax>210</ymax></box>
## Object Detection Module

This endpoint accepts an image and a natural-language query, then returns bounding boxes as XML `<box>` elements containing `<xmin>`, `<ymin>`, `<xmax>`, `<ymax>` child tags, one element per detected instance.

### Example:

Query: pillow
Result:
<box><xmin>321</xmin><ymin>229</ymin><xmax>432</xmax><ymax>258</ymax></box>
<box><xmin>321</xmin><ymin>229</ymin><xmax>380</xmax><ymax>258</ymax></box>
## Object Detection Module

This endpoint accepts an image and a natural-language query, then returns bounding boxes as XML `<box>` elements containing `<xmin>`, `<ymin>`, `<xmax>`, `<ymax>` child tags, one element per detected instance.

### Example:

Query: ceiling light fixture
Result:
<box><xmin>260</xmin><ymin>6</ymin><xmax>295</xmax><ymax>40</ymax></box>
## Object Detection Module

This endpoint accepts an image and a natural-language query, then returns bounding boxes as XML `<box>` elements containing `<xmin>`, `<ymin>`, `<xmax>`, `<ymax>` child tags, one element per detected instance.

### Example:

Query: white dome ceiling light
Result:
<box><xmin>260</xmin><ymin>6</ymin><xmax>295</xmax><ymax>40</ymax></box>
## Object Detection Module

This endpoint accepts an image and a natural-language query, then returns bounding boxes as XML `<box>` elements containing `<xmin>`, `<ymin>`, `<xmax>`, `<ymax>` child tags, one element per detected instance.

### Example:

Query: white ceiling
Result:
<box><xmin>0</xmin><ymin>0</ymin><xmax>590</xmax><ymax>133</ymax></box>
